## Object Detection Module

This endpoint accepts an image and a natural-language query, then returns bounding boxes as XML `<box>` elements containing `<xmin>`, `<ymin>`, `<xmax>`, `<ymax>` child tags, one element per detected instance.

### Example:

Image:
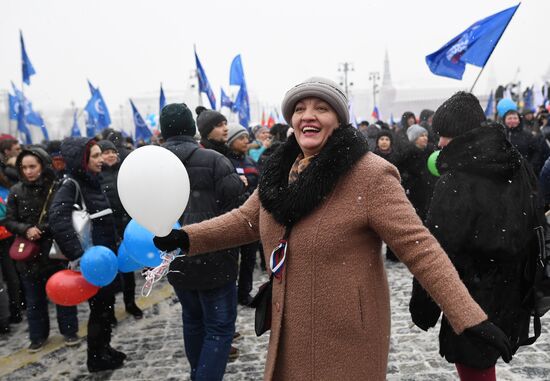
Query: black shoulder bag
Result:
<box><xmin>250</xmin><ymin>227</ymin><xmax>290</xmax><ymax>336</ymax></box>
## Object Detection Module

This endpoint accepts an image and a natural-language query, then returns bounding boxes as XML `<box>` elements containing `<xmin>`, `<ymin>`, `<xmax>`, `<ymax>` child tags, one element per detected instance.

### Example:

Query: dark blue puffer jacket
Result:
<box><xmin>162</xmin><ymin>135</ymin><xmax>245</xmax><ymax>290</ymax></box>
<box><xmin>49</xmin><ymin>137</ymin><xmax>117</xmax><ymax>260</ymax></box>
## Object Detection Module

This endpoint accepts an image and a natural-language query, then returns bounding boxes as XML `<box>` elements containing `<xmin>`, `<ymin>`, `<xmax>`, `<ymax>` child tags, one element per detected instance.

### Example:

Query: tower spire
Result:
<box><xmin>382</xmin><ymin>49</ymin><xmax>392</xmax><ymax>87</ymax></box>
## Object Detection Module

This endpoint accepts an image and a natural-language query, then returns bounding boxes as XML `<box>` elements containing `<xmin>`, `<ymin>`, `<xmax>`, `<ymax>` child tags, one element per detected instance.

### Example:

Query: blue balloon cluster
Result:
<box><xmin>80</xmin><ymin>246</ymin><xmax>118</xmax><ymax>287</ymax></box>
<box><xmin>122</xmin><ymin>219</ymin><xmax>181</xmax><ymax>268</ymax></box>
<box><xmin>117</xmin><ymin>243</ymin><xmax>143</xmax><ymax>273</ymax></box>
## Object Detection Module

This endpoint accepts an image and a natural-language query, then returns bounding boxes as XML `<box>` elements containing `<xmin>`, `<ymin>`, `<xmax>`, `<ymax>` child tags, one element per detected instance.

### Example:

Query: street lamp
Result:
<box><xmin>338</xmin><ymin>62</ymin><xmax>354</xmax><ymax>98</ymax></box>
<box><xmin>369</xmin><ymin>71</ymin><xmax>381</xmax><ymax>108</ymax></box>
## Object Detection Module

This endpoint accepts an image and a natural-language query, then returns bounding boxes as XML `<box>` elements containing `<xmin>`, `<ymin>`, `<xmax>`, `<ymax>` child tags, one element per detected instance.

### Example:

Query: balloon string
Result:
<box><xmin>141</xmin><ymin>250</ymin><xmax>181</xmax><ymax>297</ymax></box>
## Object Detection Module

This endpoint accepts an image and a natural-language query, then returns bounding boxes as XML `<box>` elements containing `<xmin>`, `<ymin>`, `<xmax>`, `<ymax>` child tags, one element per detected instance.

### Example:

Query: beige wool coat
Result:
<box><xmin>184</xmin><ymin>152</ymin><xmax>487</xmax><ymax>381</ymax></box>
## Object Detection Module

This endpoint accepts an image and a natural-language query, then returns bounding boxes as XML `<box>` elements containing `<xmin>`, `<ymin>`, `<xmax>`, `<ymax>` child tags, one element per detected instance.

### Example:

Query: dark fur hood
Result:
<box><xmin>259</xmin><ymin>125</ymin><xmax>368</xmax><ymax>228</ymax></box>
<box><xmin>437</xmin><ymin>125</ymin><xmax>523</xmax><ymax>179</ymax></box>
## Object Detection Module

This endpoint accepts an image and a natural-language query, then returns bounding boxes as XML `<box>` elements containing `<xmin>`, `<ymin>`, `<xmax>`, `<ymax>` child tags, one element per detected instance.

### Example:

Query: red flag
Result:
<box><xmin>261</xmin><ymin>110</ymin><xmax>266</xmax><ymax>127</ymax></box>
<box><xmin>267</xmin><ymin>112</ymin><xmax>275</xmax><ymax>128</ymax></box>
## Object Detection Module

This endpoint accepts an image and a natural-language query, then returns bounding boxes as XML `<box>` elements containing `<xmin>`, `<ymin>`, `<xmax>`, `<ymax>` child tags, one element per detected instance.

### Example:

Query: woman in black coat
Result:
<box><xmin>49</xmin><ymin>137</ymin><xmax>125</xmax><ymax>373</ymax></box>
<box><xmin>4</xmin><ymin>147</ymin><xmax>79</xmax><ymax>352</ymax></box>
<box><xmin>97</xmin><ymin>140</ymin><xmax>142</xmax><ymax>319</ymax></box>
<box><xmin>410</xmin><ymin>93</ymin><xmax>538</xmax><ymax>380</ymax></box>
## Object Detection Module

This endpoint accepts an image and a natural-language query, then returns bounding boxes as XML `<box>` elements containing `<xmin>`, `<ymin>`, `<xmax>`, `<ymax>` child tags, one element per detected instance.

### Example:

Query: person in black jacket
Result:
<box><xmin>502</xmin><ymin>109</ymin><xmax>549</xmax><ymax>175</ymax></box>
<box><xmin>395</xmin><ymin>111</ymin><xmax>416</xmax><ymax>149</ymax></box>
<box><xmin>409</xmin><ymin>92</ymin><xmax>538</xmax><ymax>381</ymax></box>
<box><xmin>398</xmin><ymin>125</ymin><xmax>437</xmax><ymax>222</ymax></box>
<box><xmin>97</xmin><ymin>140</ymin><xmax>142</xmax><ymax>319</ymax></box>
<box><xmin>225</xmin><ymin>123</ymin><xmax>261</xmax><ymax>306</ymax></box>
<box><xmin>49</xmin><ymin>137</ymin><xmax>126</xmax><ymax>373</ymax></box>
<box><xmin>373</xmin><ymin>130</ymin><xmax>399</xmax><ymax>165</ymax></box>
<box><xmin>4</xmin><ymin>147</ymin><xmax>79</xmax><ymax>352</ymax></box>
<box><xmin>196</xmin><ymin>108</ymin><xmax>230</xmax><ymax>156</ymax></box>
<box><xmin>160</xmin><ymin>103</ymin><xmax>244</xmax><ymax>381</ymax></box>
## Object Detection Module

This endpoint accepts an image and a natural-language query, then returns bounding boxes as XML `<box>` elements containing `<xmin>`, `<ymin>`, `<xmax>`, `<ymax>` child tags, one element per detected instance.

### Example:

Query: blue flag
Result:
<box><xmin>485</xmin><ymin>90</ymin><xmax>494</xmax><ymax>118</ymax></box>
<box><xmin>233</xmin><ymin>83</ymin><xmax>250</xmax><ymax>128</ymax></box>
<box><xmin>86</xmin><ymin>117</ymin><xmax>97</xmax><ymax>137</ymax></box>
<box><xmin>523</xmin><ymin>86</ymin><xmax>534</xmax><ymax>113</ymax></box>
<box><xmin>71</xmin><ymin>111</ymin><xmax>81</xmax><ymax>137</ymax></box>
<box><xmin>230</xmin><ymin>55</ymin><xmax>245</xmax><ymax>86</ymax></box>
<box><xmin>426</xmin><ymin>4</ymin><xmax>520</xmax><ymax>80</ymax></box>
<box><xmin>10</xmin><ymin>82</ymin><xmax>45</xmax><ymax>128</ymax></box>
<box><xmin>195</xmin><ymin>50</ymin><xmax>217</xmax><ymax>109</ymax></box>
<box><xmin>85</xmin><ymin>83</ymin><xmax>111</xmax><ymax>130</ymax></box>
<box><xmin>17</xmin><ymin>102</ymin><xmax>31</xmax><ymax>144</ymax></box>
<box><xmin>159</xmin><ymin>84</ymin><xmax>166</xmax><ymax>115</ymax></box>
<box><xmin>221</xmin><ymin>88</ymin><xmax>233</xmax><ymax>109</ymax></box>
<box><xmin>20</xmin><ymin>31</ymin><xmax>36</xmax><ymax>85</ymax></box>
<box><xmin>87</xmin><ymin>80</ymin><xmax>97</xmax><ymax>95</ymax></box>
<box><xmin>130</xmin><ymin>100</ymin><xmax>152</xmax><ymax>142</ymax></box>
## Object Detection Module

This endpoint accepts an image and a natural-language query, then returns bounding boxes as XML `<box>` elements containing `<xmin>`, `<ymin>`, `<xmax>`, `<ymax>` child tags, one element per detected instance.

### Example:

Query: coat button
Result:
<box><xmin>276</xmin><ymin>302</ymin><xmax>281</xmax><ymax>312</ymax></box>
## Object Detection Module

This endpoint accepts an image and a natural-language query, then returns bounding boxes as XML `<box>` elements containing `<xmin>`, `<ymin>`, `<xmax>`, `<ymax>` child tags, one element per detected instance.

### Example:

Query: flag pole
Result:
<box><xmin>193</xmin><ymin>44</ymin><xmax>203</xmax><ymax>107</ymax></box>
<box><xmin>469</xmin><ymin>2</ymin><xmax>521</xmax><ymax>93</ymax></box>
<box><xmin>469</xmin><ymin>66</ymin><xmax>487</xmax><ymax>93</ymax></box>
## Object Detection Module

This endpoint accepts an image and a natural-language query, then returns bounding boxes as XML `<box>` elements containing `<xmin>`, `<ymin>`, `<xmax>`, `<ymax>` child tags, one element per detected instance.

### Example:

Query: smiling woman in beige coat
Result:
<box><xmin>154</xmin><ymin>77</ymin><xmax>512</xmax><ymax>381</ymax></box>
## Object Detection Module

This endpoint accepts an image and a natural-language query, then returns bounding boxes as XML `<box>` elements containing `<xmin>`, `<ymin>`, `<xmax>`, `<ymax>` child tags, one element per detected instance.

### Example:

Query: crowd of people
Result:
<box><xmin>0</xmin><ymin>77</ymin><xmax>549</xmax><ymax>380</ymax></box>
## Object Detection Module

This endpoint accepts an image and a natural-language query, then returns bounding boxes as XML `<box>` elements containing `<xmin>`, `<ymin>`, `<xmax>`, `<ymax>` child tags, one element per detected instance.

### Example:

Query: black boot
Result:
<box><xmin>106</xmin><ymin>345</ymin><xmax>127</xmax><ymax>362</ymax></box>
<box><xmin>125</xmin><ymin>303</ymin><xmax>143</xmax><ymax>319</ymax></box>
<box><xmin>87</xmin><ymin>348</ymin><xmax>124</xmax><ymax>373</ymax></box>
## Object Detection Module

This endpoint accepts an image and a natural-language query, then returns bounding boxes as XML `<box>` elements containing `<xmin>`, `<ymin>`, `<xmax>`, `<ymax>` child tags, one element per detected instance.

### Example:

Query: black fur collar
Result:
<box><xmin>259</xmin><ymin>125</ymin><xmax>368</xmax><ymax>228</ymax></box>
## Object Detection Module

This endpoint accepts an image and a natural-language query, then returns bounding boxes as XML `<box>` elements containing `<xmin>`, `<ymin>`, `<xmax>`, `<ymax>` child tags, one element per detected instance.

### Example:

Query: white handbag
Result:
<box><xmin>65</xmin><ymin>178</ymin><xmax>112</xmax><ymax>250</ymax></box>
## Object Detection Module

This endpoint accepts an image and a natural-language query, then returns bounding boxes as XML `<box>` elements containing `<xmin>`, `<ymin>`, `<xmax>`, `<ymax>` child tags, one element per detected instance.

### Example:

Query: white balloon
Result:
<box><xmin>117</xmin><ymin>145</ymin><xmax>190</xmax><ymax>237</ymax></box>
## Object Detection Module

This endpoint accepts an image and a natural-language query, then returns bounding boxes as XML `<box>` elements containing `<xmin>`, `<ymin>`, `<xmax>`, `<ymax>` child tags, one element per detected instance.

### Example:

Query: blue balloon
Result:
<box><xmin>124</xmin><ymin>220</ymin><xmax>182</xmax><ymax>267</ymax></box>
<box><xmin>497</xmin><ymin>98</ymin><xmax>518</xmax><ymax>118</ymax></box>
<box><xmin>117</xmin><ymin>242</ymin><xmax>143</xmax><ymax>273</ymax></box>
<box><xmin>81</xmin><ymin>246</ymin><xmax>118</xmax><ymax>287</ymax></box>
<box><xmin>123</xmin><ymin>220</ymin><xmax>162</xmax><ymax>267</ymax></box>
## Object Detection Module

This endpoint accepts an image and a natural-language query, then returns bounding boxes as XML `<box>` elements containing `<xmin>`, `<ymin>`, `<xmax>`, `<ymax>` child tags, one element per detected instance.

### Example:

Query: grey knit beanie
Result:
<box><xmin>406</xmin><ymin>124</ymin><xmax>428</xmax><ymax>143</ymax></box>
<box><xmin>227</xmin><ymin>123</ymin><xmax>249</xmax><ymax>147</ymax></box>
<box><xmin>196</xmin><ymin>109</ymin><xmax>227</xmax><ymax>139</ymax></box>
<box><xmin>281</xmin><ymin>77</ymin><xmax>349</xmax><ymax>125</ymax></box>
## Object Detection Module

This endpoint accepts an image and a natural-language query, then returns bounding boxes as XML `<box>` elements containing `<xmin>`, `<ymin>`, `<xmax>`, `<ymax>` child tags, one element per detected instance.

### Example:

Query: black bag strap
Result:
<box><xmin>63</xmin><ymin>177</ymin><xmax>86</xmax><ymax>211</ymax></box>
<box><xmin>37</xmin><ymin>182</ymin><xmax>56</xmax><ymax>225</ymax></box>
<box><xmin>518</xmin><ymin>161</ymin><xmax>546</xmax><ymax>346</ymax></box>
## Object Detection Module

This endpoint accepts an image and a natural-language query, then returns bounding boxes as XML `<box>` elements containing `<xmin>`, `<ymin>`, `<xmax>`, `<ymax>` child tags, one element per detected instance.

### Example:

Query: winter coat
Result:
<box><xmin>162</xmin><ymin>135</ymin><xmax>244</xmax><ymax>290</ymax></box>
<box><xmin>3</xmin><ymin>147</ymin><xmax>61</xmax><ymax>278</ymax></box>
<box><xmin>397</xmin><ymin>143</ymin><xmax>438</xmax><ymax>221</ymax></box>
<box><xmin>410</xmin><ymin>126</ymin><xmax>537</xmax><ymax>369</ymax></box>
<box><xmin>505</xmin><ymin>121</ymin><xmax>547</xmax><ymax>175</ymax></box>
<box><xmin>373</xmin><ymin>147</ymin><xmax>400</xmax><ymax>166</ymax></box>
<box><xmin>539</xmin><ymin>156</ymin><xmax>550</xmax><ymax>207</ymax></box>
<box><xmin>396</xmin><ymin>111</ymin><xmax>416</xmax><ymax>149</ymax></box>
<box><xmin>181</xmin><ymin>126</ymin><xmax>488</xmax><ymax>381</ymax></box>
<box><xmin>99</xmin><ymin>161</ymin><xmax>130</xmax><ymax>238</ymax></box>
<box><xmin>258</xmin><ymin>141</ymin><xmax>284</xmax><ymax>174</ymax></box>
<box><xmin>226</xmin><ymin>151</ymin><xmax>260</xmax><ymax>202</ymax></box>
<box><xmin>49</xmin><ymin>138</ymin><xmax>117</xmax><ymax>260</ymax></box>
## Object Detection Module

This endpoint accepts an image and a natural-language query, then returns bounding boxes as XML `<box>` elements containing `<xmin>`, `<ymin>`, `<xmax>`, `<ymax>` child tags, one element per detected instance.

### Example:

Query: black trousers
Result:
<box><xmin>237</xmin><ymin>241</ymin><xmax>258</xmax><ymax>300</ymax></box>
<box><xmin>0</xmin><ymin>238</ymin><xmax>23</xmax><ymax>317</ymax></box>
<box><xmin>87</xmin><ymin>280</ymin><xmax>115</xmax><ymax>353</ymax></box>
<box><xmin>120</xmin><ymin>272</ymin><xmax>136</xmax><ymax>306</ymax></box>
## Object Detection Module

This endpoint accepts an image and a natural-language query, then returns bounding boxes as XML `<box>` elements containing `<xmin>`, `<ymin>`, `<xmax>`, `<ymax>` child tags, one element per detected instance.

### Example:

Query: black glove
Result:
<box><xmin>409</xmin><ymin>278</ymin><xmax>441</xmax><ymax>331</ymax></box>
<box><xmin>463</xmin><ymin>320</ymin><xmax>512</xmax><ymax>363</ymax></box>
<box><xmin>153</xmin><ymin>229</ymin><xmax>190</xmax><ymax>252</ymax></box>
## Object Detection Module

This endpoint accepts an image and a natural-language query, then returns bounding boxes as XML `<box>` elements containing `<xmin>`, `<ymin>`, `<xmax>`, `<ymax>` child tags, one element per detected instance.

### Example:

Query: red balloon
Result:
<box><xmin>46</xmin><ymin>270</ymin><xmax>99</xmax><ymax>306</ymax></box>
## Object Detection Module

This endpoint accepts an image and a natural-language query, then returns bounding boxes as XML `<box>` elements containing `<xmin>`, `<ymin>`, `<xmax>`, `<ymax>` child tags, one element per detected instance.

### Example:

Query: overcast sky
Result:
<box><xmin>1</xmin><ymin>0</ymin><xmax>548</xmax><ymax>113</ymax></box>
